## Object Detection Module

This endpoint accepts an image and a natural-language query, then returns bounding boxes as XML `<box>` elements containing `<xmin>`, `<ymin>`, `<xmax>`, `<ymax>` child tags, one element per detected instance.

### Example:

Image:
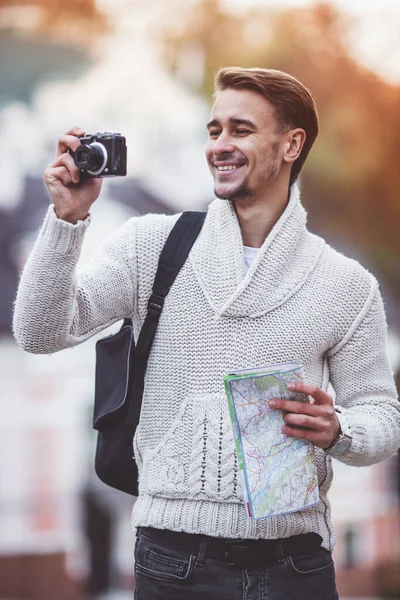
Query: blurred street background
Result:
<box><xmin>0</xmin><ymin>0</ymin><xmax>400</xmax><ymax>598</ymax></box>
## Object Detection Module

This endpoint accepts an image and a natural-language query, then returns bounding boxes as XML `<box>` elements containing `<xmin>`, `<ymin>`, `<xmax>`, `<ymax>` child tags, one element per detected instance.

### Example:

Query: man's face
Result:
<box><xmin>205</xmin><ymin>88</ymin><xmax>287</xmax><ymax>201</ymax></box>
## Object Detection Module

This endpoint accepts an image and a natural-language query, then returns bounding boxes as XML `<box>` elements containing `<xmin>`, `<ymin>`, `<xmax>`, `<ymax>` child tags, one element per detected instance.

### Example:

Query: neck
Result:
<box><xmin>234</xmin><ymin>182</ymin><xmax>291</xmax><ymax>248</ymax></box>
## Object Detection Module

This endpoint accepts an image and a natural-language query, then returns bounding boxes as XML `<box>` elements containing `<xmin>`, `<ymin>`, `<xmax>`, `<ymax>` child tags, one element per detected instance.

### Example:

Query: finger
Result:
<box><xmin>57</xmin><ymin>132</ymin><xmax>83</xmax><ymax>156</ymax></box>
<box><xmin>45</xmin><ymin>166</ymin><xmax>74</xmax><ymax>187</ymax></box>
<box><xmin>46</xmin><ymin>153</ymin><xmax>80</xmax><ymax>184</ymax></box>
<box><xmin>269</xmin><ymin>398</ymin><xmax>317</xmax><ymax>416</ymax></box>
<box><xmin>288</xmin><ymin>382</ymin><xmax>333</xmax><ymax>405</ymax></box>
<box><xmin>269</xmin><ymin>399</ymin><xmax>336</xmax><ymax>424</ymax></box>
<box><xmin>283</xmin><ymin>424</ymin><xmax>327</xmax><ymax>447</ymax></box>
<box><xmin>283</xmin><ymin>422</ymin><xmax>335</xmax><ymax>449</ymax></box>
<box><xmin>282</xmin><ymin>413</ymin><xmax>337</xmax><ymax>439</ymax></box>
<box><xmin>283</xmin><ymin>412</ymin><xmax>323</xmax><ymax>431</ymax></box>
<box><xmin>66</xmin><ymin>126</ymin><xmax>85</xmax><ymax>137</ymax></box>
<box><xmin>50</xmin><ymin>152</ymin><xmax>80</xmax><ymax>171</ymax></box>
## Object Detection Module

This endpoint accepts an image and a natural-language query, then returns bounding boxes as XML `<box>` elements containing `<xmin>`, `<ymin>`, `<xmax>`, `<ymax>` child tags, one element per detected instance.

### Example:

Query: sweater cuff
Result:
<box><xmin>40</xmin><ymin>205</ymin><xmax>91</xmax><ymax>255</ymax></box>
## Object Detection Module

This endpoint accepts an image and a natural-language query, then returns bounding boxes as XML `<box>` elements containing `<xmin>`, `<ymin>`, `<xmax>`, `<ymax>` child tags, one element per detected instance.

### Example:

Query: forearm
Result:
<box><xmin>13</xmin><ymin>206</ymin><xmax>136</xmax><ymax>353</ymax></box>
<box><xmin>328</xmin><ymin>280</ymin><xmax>400</xmax><ymax>466</ymax></box>
<box><xmin>332</xmin><ymin>397</ymin><xmax>400</xmax><ymax>466</ymax></box>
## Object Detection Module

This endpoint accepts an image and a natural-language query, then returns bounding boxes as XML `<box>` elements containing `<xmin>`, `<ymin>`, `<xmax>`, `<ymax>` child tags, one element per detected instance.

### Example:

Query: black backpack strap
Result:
<box><xmin>126</xmin><ymin>211</ymin><xmax>206</xmax><ymax>425</ymax></box>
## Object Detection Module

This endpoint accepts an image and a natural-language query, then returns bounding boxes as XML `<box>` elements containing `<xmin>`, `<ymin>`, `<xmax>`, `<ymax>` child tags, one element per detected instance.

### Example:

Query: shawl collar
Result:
<box><xmin>189</xmin><ymin>184</ymin><xmax>325</xmax><ymax>318</ymax></box>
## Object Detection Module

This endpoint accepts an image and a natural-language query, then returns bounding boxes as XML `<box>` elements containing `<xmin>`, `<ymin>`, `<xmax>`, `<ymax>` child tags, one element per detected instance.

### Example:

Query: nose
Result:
<box><xmin>212</xmin><ymin>132</ymin><xmax>236</xmax><ymax>156</ymax></box>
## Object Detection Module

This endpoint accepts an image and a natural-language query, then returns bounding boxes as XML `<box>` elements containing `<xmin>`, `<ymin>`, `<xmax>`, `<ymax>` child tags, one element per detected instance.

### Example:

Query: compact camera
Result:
<box><xmin>71</xmin><ymin>132</ymin><xmax>127</xmax><ymax>179</ymax></box>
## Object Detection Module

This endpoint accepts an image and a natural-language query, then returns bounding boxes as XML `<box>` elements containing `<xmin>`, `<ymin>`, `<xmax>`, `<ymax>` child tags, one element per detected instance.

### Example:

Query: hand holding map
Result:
<box><xmin>224</xmin><ymin>362</ymin><xmax>319</xmax><ymax>519</ymax></box>
<box><xmin>269</xmin><ymin>381</ymin><xmax>341</xmax><ymax>450</ymax></box>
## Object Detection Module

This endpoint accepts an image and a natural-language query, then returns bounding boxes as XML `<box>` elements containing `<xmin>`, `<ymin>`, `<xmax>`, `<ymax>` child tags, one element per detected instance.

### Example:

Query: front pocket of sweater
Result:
<box><xmin>143</xmin><ymin>393</ymin><xmax>243</xmax><ymax>503</ymax></box>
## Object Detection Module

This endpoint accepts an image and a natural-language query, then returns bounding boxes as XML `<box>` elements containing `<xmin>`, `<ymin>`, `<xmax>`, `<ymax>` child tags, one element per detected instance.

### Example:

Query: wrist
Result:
<box><xmin>325</xmin><ymin>406</ymin><xmax>353</xmax><ymax>457</ymax></box>
<box><xmin>54</xmin><ymin>207</ymin><xmax>89</xmax><ymax>224</ymax></box>
<box><xmin>43</xmin><ymin>205</ymin><xmax>90</xmax><ymax>253</ymax></box>
<box><xmin>326</xmin><ymin>417</ymin><xmax>341</xmax><ymax>449</ymax></box>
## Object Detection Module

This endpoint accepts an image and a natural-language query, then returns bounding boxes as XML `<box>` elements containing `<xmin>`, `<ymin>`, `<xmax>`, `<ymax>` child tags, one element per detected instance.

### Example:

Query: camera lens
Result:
<box><xmin>74</xmin><ymin>142</ymin><xmax>108</xmax><ymax>175</ymax></box>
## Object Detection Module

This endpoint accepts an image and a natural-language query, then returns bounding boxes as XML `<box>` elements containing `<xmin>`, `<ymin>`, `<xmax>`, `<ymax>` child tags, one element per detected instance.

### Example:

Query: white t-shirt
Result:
<box><xmin>243</xmin><ymin>245</ymin><xmax>260</xmax><ymax>273</ymax></box>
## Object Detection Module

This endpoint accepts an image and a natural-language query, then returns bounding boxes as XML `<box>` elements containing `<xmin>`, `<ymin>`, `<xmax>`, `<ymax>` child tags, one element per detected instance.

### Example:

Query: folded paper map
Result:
<box><xmin>224</xmin><ymin>362</ymin><xmax>319</xmax><ymax>519</ymax></box>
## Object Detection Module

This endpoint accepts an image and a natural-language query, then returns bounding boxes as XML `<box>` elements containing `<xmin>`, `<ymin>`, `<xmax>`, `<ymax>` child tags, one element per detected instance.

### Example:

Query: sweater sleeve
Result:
<box><xmin>13</xmin><ymin>206</ymin><xmax>137</xmax><ymax>354</ymax></box>
<box><xmin>327</xmin><ymin>278</ymin><xmax>400</xmax><ymax>466</ymax></box>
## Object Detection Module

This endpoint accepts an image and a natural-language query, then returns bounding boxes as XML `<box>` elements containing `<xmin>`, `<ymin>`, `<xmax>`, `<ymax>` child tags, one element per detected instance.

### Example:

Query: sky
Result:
<box><xmin>221</xmin><ymin>0</ymin><xmax>400</xmax><ymax>84</ymax></box>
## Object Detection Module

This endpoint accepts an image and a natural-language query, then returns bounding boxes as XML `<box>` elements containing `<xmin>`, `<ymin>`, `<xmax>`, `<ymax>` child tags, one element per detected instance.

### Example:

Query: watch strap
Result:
<box><xmin>325</xmin><ymin>406</ymin><xmax>352</xmax><ymax>456</ymax></box>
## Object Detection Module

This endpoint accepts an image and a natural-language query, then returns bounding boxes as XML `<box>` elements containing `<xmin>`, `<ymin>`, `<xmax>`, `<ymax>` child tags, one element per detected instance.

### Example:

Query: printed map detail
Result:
<box><xmin>224</xmin><ymin>364</ymin><xmax>319</xmax><ymax>519</ymax></box>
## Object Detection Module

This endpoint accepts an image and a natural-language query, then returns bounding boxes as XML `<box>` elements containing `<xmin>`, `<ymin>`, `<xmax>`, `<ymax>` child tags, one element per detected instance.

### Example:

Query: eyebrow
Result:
<box><xmin>206</xmin><ymin>117</ymin><xmax>257</xmax><ymax>129</ymax></box>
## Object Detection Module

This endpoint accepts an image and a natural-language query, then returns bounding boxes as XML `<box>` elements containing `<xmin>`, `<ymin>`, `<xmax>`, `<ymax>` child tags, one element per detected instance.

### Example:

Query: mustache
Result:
<box><xmin>211</xmin><ymin>155</ymin><xmax>246</xmax><ymax>166</ymax></box>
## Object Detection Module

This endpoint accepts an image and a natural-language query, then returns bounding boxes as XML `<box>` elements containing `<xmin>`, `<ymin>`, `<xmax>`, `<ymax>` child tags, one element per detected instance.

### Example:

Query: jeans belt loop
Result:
<box><xmin>196</xmin><ymin>536</ymin><xmax>208</xmax><ymax>567</ymax></box>
<box><xmin>276</xmin><ymin>538</ymin><xmax>286</xmax><ymax>563</ymax></box>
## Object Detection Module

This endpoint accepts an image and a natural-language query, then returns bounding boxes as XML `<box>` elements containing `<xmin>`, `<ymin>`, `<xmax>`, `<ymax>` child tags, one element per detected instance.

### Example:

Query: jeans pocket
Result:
<box><xmin>286</xmin><ymin>548</ymin><xmax>334</xmax><ymax>575</ymax></box>
<box><xmin>135</xmin><ymin>531</ymin><xmax>194</xmax><ymax>583</ymax></box>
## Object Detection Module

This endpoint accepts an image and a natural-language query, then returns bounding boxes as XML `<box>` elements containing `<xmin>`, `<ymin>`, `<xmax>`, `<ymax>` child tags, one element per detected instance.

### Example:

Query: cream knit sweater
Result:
<box><xmin>13</xmin><ymin>185</ymin><xmax>400</xmax><ymax>550</ymax></box>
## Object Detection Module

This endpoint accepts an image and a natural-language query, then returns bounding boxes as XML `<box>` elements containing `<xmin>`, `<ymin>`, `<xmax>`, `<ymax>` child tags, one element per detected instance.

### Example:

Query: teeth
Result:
<box><xmin>217</xmin><ymin>165</ymin><xmax>239</xmax><ymax>171</ymax></box>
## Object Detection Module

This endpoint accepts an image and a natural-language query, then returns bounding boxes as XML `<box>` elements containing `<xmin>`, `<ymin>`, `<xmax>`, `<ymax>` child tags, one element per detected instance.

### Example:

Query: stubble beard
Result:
<box><xmin>214</xmin><ymin>178</ymin><xmax>251</xmax><ymax>202</ymax></box>
<box><xmin>214</xmin><ymin>146</ymin><xmax>280</xmax><ymax>203</ymax></box>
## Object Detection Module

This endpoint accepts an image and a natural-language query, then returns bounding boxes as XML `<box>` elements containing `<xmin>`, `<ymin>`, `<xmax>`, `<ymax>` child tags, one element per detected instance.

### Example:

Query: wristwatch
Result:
<box><xmin>325</xmin><ymin>406</ymin><xmax>352</xmax><ymax>457</ymax></box>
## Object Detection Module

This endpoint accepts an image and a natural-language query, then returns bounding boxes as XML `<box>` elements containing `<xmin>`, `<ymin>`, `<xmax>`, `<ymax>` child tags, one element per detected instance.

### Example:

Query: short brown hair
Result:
<box><xmin>214</xmin><ymin>67</ymin><xmax>319</xmax><ymax>186</ymax></box>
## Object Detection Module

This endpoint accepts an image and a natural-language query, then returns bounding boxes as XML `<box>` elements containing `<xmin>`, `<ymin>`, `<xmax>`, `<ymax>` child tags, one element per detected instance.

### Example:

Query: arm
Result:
<box><xmin>13</xmin><ymin>207</ymin><xmax>137</xmax><ymax>353</ymax></box>
<box><xmin>326</xmin><ymin>278</ymin><xmax>400</xmax><ymax>466</ymax></box>
<box><xmin>268</xmin><ymin>277</ymin><xmax>400</xmax><ymax>466</ymax></box>
<box><xmin>13</xmin><ymin>126</ymin><xmax>137</xmax><ymax>354</ymax></box>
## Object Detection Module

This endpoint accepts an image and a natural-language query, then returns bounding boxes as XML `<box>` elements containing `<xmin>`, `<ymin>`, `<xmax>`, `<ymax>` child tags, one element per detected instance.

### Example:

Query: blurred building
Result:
<box><xmin>324</xmin><ymin>242</ymin><xmax>400</xmax><ymax>597</ymax></box>
<box><xmin>0</xmin><ymin>181</ymin><xmax>173</xmax><ymax>599</ymax></box>
<box><xmin>0</xmin><ymin>2</ymin><xmax>210</xmax><ymax>597</ymax></box>
<box><xmin>331</xmin><ymin>455</ymin><xmax>400</xmax><ymax>597</ymax></box>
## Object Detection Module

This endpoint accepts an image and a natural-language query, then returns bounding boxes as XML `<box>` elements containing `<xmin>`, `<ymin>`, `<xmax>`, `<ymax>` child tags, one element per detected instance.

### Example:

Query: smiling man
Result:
<box><xmin>207</xmin><ymin>89</ymin><xmax>296</xmax><ymax>200</ymax></box>
<box><xmin>13</xmin><ymin>67</ymin><xmax>400</xmax><ymax>600</ymax></box>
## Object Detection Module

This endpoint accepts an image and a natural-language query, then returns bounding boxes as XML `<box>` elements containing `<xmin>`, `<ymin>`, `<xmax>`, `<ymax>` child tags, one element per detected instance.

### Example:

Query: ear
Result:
<box><xmin>283</xmin><ymin>129</ymin><xmax>306</xmax><ymax>164</ymax></box>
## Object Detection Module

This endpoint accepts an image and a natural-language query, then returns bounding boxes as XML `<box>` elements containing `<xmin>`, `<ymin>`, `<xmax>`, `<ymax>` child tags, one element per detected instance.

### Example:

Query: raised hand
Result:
<box><xmin>44</xmin><ymin>126</ymin><xmax>103</xmax><ymax>224</ymax></box>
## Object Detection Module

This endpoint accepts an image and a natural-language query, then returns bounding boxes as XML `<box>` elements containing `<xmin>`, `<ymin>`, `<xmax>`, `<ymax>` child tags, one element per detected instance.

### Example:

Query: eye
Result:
<box><xmin>208</xmin><ymin>130</ymin><xmax>221</xmax><ymax>138</ymax></box>
<box><xmin>235</xmin><ymin>129</ymin><xmax>251</xmax><ymax>136</ymax></box>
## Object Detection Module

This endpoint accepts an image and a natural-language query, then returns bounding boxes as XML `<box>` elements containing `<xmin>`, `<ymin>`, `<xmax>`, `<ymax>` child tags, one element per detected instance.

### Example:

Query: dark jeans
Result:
<box><xmin>134</xmin><ymin>528</ymin><xmax>339</xmax><ymax>600</ymax></box>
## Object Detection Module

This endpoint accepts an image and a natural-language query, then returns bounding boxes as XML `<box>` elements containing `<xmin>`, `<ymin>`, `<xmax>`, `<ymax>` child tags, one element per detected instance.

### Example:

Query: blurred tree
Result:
<box><xmin>161</xmin><ymin>1</ymin><xmax>400</xmax><ymax>315</ymax></box>
<box><xmin>0</xmin><ymin>31</ymin><xmax>92</xmax><ymax>106</ymax></box>
<box><xmin>0</xmin><ymin>0</ymin><xmax>109</xmax><ymax>105</ymax></box>
<box><xmin>0</xmin><ymin>0</ymin><xmax>108</xmax><ymax>41</ymax></box>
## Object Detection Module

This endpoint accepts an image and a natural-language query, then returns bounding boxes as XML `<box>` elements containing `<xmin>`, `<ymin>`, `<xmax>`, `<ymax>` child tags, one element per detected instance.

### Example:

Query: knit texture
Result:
<box><xmin>13</xmin><ymin>186</ymin><xmax>400</xmax><ymax>550</ymax></box>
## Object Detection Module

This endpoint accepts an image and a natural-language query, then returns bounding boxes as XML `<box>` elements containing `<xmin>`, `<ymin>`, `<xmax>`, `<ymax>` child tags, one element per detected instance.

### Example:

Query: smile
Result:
<box><xmin>215</xmin><ymin>164</ymin><xmax>243</xmax><ymax>174</ymax></box>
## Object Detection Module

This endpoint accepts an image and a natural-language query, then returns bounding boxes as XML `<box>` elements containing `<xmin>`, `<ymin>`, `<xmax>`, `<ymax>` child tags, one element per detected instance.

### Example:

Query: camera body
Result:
<box><xmin>71</xmin><ymin>132</ymin><xmax>127</xmax><ymax>179</ymax></box>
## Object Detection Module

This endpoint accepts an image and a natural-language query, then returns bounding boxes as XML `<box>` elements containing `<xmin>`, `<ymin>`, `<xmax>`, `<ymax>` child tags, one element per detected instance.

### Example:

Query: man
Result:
<box><xmin>13</xmin><ymin>67</ymin><xmax>400</xmax><ymax>600</ymax></box>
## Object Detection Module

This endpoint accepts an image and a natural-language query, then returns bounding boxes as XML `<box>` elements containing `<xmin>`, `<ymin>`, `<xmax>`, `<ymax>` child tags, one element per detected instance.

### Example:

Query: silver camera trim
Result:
<box><xmin>86</xmin><ymin>142</ymin><xmax>108</xmax><ymax>176</ymax></box>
